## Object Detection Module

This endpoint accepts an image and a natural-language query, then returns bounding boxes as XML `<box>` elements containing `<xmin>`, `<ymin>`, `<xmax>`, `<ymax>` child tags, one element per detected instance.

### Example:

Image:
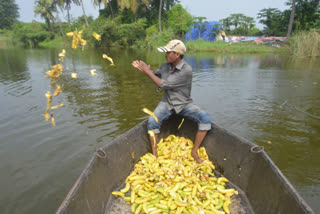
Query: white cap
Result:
<box><xmin>157</xmin><ymin>39</ymin><xmax>186</xmax><ymax>55</ymax></box>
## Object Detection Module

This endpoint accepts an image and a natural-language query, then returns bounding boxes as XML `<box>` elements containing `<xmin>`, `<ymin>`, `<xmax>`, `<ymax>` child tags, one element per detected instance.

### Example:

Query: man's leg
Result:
<box><xmin>179</xmin><ymin>103</ymin><xmax>211</xmax><ymax>163</ymax></box>
<box><xmin>192</xmin><ymin>130</ymin><xmax>207</xmax><ymax>163</ymax></box>
<box><xmin>149</xmin><ymin>134</ymin><xmax>158</xmax><ymax>157</ymax></box>
<box><xmin>147</xmin><ymin>102</ymin><xmax>172</xmax><ymax>157</ymax></box>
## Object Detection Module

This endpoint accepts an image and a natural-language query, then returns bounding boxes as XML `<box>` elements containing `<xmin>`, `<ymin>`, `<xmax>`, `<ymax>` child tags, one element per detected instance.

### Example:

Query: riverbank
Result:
<box><xmin>186</xmin><ymin>39</ymin><xmax>285</xmax><ymax>54</ymax></box>
<box><xmin>30</xmin><ymin>36</ymin><xmax>284</xmax><ymax>55</ymax></box>
<box><xmin>0</xmin><ymin>34</ymin><xmax>290</xmax><ymax>55</ymax></box>
<box><xmin>38</xmin><ymin>37</ymin><xmax>70</xmax><ymax>49</ymax></box>
<box><xmin>0</xmin><ymin>36</ymin><xmax>13</xmax><ymax>49</ymax></box>
<box><xmin>0</xmin><ymin>35</ymin><xmax>22</xmax><ymax>48</ymax></box>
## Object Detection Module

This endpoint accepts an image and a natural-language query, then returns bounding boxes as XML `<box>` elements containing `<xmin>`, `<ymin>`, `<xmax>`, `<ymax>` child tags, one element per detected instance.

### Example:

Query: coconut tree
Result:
<box><xmin>157</xmin><ymin>0</ymin><xmax>179</xmax><ymax>32</ymax></box>
<box><xmin>93</xmin><ymin>0</ymin><xmax>115</xmax><ymax>18</ymax></box>
<box><xmin>79</xmin><ymin>0</ymin><xmax>89</xmax><ymax>27</ymax></box>
<box><xmin>63</xmin><ymin>0</ymin><xmax>80</xmax><ymax>27</ymax></box>
<box><xmin>193</xmin><ymin>16</ymin><xmax>207</xmax><ymax>39</ymax></box>
<box><xmin>34</xmin><ymin>0</ymin><xmax>56</xmax><ymax>31</ymax></box>
<box><xmin>117</xmin><ymin>0</ymin><xmax>138</xmax><ymax>12</ymax></box>
<box><xmin>117</xmin><ymin>0</ymin><xmax>143</xmax><ymax>21</ymax></box>
<box><xmin>285</xmin><ymin>0</ymin><xmax>296</xmax><ymax>42</ymax></box>
<box><xmin>52</xmin><ymin>0</ymin><xmax>66</xmax><ymax>36</ymax></box>
<box><xmin>158</xmin><ymin>0</ymin><xmax>162</xmax><ymax>32</ymax></box>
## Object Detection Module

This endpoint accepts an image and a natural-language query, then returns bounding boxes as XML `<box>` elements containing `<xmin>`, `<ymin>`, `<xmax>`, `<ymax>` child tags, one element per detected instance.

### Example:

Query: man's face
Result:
<box><xmin>165</xmin><ymin>51</ymin><xmax>180</xmax><ymax>64</ymax></box>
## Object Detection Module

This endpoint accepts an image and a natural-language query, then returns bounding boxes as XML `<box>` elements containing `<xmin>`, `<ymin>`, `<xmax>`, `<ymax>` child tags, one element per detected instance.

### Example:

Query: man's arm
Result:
<box><xmin>132</xmin><ymin>60</ymin><xmax>161</xmax><ymax>87</ymax></box>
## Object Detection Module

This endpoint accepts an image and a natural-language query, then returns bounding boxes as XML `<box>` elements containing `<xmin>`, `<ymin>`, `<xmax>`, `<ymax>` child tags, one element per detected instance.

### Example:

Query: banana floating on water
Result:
<box><xmin>89</xmin><ymin>69</ymin><xmax>97</xmax><ymax>76</ymax></box>
<box><xmin>71</xmin><ymin>73</ymin><xmax>78</xmax><ymax>78</ymax></box>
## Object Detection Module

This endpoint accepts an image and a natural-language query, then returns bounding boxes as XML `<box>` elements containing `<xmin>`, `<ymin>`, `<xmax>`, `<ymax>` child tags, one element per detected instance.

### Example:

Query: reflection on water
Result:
<box><xmin>0</xmin><ymin>48</ymin><xmax>319</xmax><ymax>213</ymax></box>
<box><xmin>0</xmin><ymin>49</ymin><xmax>30</xmax><ymax>97</ymax></box>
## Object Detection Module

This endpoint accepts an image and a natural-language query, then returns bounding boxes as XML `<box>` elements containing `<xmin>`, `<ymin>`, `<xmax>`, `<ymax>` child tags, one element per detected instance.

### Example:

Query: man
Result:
<box><xmin>132</xmin><ymin>39</ymin><xmax>211</xmax><ymax>163</ymax></box>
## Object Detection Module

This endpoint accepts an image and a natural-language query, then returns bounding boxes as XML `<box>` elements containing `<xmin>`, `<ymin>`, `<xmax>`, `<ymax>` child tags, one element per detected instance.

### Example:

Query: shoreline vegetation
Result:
<box><xmin>1</xmin><ymin>32</ymin><xmax>319</xmax><ymax>57</ymax></box>
<box><xmin>186</xmin><ymin>40</ymin><xmax>284</xmax><ymax>54</ymax></box>
<box><xmin>29</xmin><ymin>36</ymin><xmax>286</xmax><ymax>54</ymax></box>
<box><xmin>0</xmin><ymin>1</ymin><xmax>319</xmax><ymax>57</ymax></box>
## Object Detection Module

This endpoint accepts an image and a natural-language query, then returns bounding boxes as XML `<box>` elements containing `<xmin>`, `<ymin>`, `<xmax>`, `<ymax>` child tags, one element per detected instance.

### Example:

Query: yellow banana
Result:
<box><xmin>92</xmin><ymin>32</ymin><xmax>101</xmax><ymax>41</ymax></box>
<box><xmin>223</xmin><ymin>200</ymin><xmax>232</xmax><ymax>214</ymax></box>
<box><xmin>178</xmin><ymin>118</ymin><xmax>184</xmax><ymax>130</ymax></box>
<box><xmin>102</xmin><ymin>54</ymin><xmax>115</xmax><ymax>66</ymax></box>
<box><xmin>142</xmin><ymin>108</ymin><xmax>159</xmax><ymax>122</ymax></box>
<box><xmin>120</xmin><ymin>183</ymin><xmax>130</xmax><ymax>193</ymax></box>
<box><xmin>90</xmin><ymin>69</ymin><xmax>97</xmax><ymax>76</ymax></box>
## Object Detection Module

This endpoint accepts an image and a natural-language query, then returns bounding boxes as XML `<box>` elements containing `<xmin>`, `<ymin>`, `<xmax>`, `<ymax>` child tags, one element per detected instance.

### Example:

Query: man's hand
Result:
<box><xmin>132</xmin><ymin>60</ymin><xmax>161</xmax><ymax>87</ymax></box>
<box><xmin>132</xmin><ymin>60</ymin><xmax>151</xmax><ymax>73</ymax></box>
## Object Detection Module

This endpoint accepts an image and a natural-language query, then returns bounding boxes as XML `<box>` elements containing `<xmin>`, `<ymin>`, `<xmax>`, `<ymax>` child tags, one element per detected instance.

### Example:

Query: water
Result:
<box><xmin>0</xmin><ymin>47</ymin><xmax>319</xmax><ymax>213</ymax></box>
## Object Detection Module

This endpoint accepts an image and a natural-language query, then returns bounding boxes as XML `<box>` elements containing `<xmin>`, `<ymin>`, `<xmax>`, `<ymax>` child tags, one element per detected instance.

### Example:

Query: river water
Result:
<box><xmin>0</xmin><ymin>47</ymin><xmax>319</xmax><ymax>213</ymax></box>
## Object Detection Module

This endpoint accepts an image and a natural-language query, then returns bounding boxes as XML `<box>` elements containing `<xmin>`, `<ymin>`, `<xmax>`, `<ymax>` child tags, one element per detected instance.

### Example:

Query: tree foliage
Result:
<box><xmin>220</xmin><ymin>13</ymin><xmax>258</xmax><ymax>36</ymax></box>
<box><xmin>286</xmin><ymin>0</ymin><xmax>320</xmax><ymax>30</ymax></box>
<box><xmin>257</xmin><ymin>8</ymin><xmax>287</xmax><ymax>36</ymax></box>
<box><xmin>193</xmin><ymin>17</ymin><xmax>207</xmax><ymax>39</ymax></box>
<box><xmin>12</xmin><ymin>22</ymin><xmax>53</xmax><ymax>47</ymax></box>
<box><xmin>34</xmin><ymin>0</ymin><xmax>56</xmax><ymax>31</ymax></box>
<box><xmin>0</xmin><ymin>0</ymin><xmax>19</xmax><ymax>29</ymax></box>
<box><xmin>167</xmin><ymin>4</ymin><xmax>192</xmax><ymax>39</ymax></box>
<box><xmin>257</xmin><ymin>0</ymin><xmax>320</xmax><ymax>36</ymax></box>
<box><xmin>83</xmin><ymin>16</ymin><xmax>147</xmax><ymax>47</ymax></box>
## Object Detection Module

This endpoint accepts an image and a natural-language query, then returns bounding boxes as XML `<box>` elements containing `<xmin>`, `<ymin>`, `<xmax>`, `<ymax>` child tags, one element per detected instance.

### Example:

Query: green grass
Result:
<box><xmin>0</xmin><ymin>36</ymin><xmax>9</xmax><ymax>48</ymax></box>
<box><xmin>186</xmin><ymin>39</ymin><xmax>284</xmax><ymax>54</ymax></box>
<box><xmin>0</xmin><ymin>36</ymin><xmax>22</xmax><ymax>48</ymax></box>
<box><xmin>39</xmin><ymin>36</ymin><xmax>70</xmax><ymax>49</ymax></box>
<box><xmin>289</xmin><ymin>30</ymin><xmax>320</xmax><ymax>57</ymax></box>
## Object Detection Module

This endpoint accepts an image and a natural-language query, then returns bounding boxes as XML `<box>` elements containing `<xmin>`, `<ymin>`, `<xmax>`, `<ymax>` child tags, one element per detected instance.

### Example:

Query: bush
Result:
<box><xmin>12</xmin><ymin>22</ymin><xmax>53</xmax><ymax>48</ymax></box>
<box><xmin>82</xmin><ymin>16</ymin><xmax>147</xmax><ymax>48</ymax></box>
<box><xmin>145</xmin><ymin>29</ymin><xmax>175</xmax><ymax>47</ymax></box>
<box><xmin>115</xmin><ymin>18</ymin><xmax>147</xmax><ymax>46</ymax></box>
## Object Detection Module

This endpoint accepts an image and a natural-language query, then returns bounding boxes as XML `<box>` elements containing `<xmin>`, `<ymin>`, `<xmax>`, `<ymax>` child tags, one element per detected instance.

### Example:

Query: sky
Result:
<box><xmin>16</xmin><ymin>0</ymin><xmax>289</xmax><ymax>29</ymax></box>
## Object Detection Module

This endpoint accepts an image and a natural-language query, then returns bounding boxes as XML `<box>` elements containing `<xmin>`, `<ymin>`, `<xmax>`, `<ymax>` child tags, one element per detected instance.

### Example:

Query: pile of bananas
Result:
<box><xmin>112</xmin><ymin>135</ymin><xmax>237</xmax><ymax>214</ymax></box>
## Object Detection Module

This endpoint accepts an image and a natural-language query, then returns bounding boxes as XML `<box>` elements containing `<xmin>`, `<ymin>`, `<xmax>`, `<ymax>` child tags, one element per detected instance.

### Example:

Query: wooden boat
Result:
<box><xmin>56</xmin><ymin>115</ymin><xmax>314</xmax><ymax>214</ymax></box>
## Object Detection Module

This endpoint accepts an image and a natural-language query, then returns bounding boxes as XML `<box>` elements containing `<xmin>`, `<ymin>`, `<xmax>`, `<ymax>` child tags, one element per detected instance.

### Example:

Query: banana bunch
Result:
<box><xmin>46</xmin><ymin>64</ymin><xmax>63</xmax><ymax>83</ymax></box>
<box><xmin>112</xmin><ymin>135</ymin><xmax>237</xmax><ymax>214</ymax></box>
<box><xmin>66</xmin><ymin>30</ymin><xmax>87</xmax><ymax>50</ymax></box>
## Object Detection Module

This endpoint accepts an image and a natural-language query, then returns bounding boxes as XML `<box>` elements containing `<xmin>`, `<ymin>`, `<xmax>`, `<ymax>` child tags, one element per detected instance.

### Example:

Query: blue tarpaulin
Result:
<box><xmin>184</xmin><ymin>21</ymin><xmax>223</xmax><ymax>42</ymax></box>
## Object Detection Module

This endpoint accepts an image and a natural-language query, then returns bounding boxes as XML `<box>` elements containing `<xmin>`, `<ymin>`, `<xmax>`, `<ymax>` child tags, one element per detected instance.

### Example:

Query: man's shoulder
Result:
<box><xmin>181</xmin><ymin>60</ymin><xmax>192</xmax><ymax>72</ymax></box>
<box><xmin>160</xmin><ymin>62</ymin><xmax>170</xmax><ymax>69</ymax></box>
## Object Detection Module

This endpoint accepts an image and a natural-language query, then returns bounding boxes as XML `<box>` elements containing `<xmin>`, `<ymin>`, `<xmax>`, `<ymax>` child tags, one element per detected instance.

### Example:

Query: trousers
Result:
<box><xmin>147</xmin><ymin>101</ymin><xmax>211</xmax><ymax>134</ymax></box>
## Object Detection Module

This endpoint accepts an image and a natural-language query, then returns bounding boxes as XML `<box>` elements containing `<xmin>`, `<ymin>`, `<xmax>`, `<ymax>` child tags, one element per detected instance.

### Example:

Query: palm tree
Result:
<box><xmin>52</xmin><ymin>0</ymin><xmax>66</xmax><ymax>36</ymax></box>
<box><xmin>285</xmin><ymin>0</ymin><xmax>296</xmax><ymax>42</ymax></box>
<box><xmin>79</xmin><ymin>0</ymin><xmax>89</xmax><ymax>27</ymax></box>
<box><xmin>230</xmin><ymin>13</ymin><xmax>242</xmax><ymax>29</ymax></box>
<box><xmin>158</xmin><ymin>0</ymin><xmax>162</xmax><ymax>32</ymax></box>
<box><xmin>34</xmin><ymin>0</ymin><xmax>56</xmax><ymax>32</ymax></box>
<box><xmin>157</xmin><ymin>0</ymin><xmax>176</xmax><ymax>32</ymax></box>
<box><xmin>63</xmin><ymin>0</ymin><xmax>80</xmax><ymax>27</ymax></box>
<box><xmin>93</xmin><ymin>0</ymin><xmax>114</xmax><ymax>18</ymax></box>
<box><xmin>193</xmin><ymin>17</ymin><xmax>207</xmax><ymax>39</ymax></box>
<box><xmin>117</xmin><ymin>0</ymin><xmax>130</xmax><ymax>9</ymax></box>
